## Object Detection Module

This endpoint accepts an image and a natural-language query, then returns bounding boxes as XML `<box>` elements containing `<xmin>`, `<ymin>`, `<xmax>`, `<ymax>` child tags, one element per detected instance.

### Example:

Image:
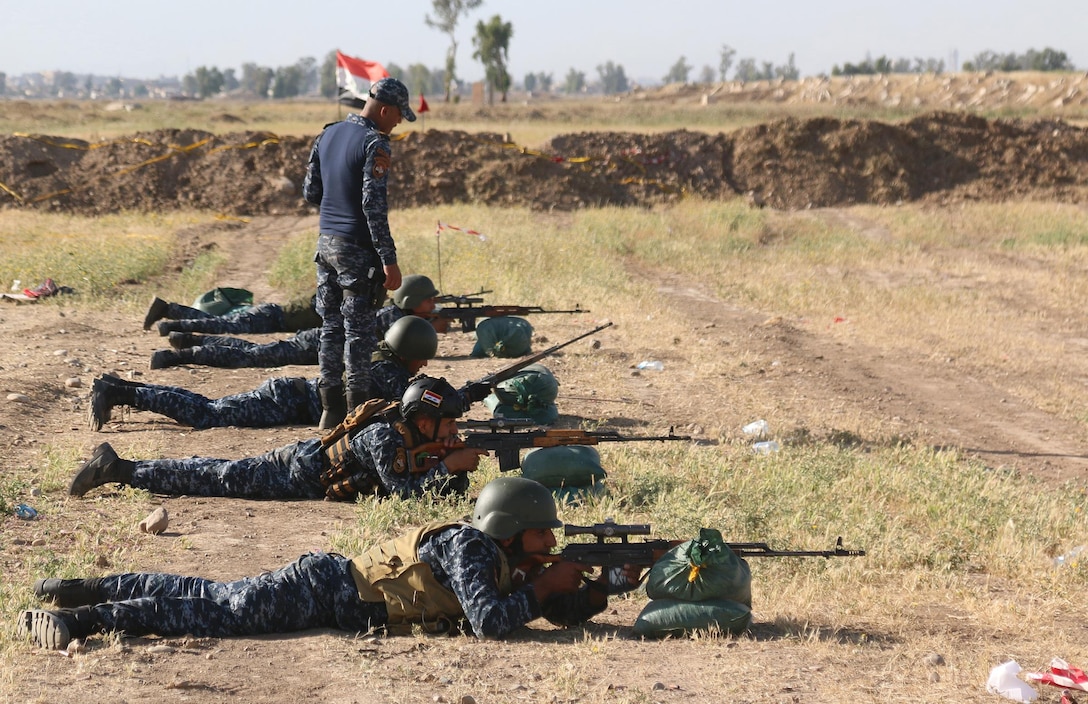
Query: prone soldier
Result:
<box><xmin>91</xmin><ymin>316</ymin><xmax>439</xmax><ymax>431</ymax></box>
<box><xmin>375</xmin><ymin>274</ymin><xmax>449</xmax><ymax>337</ymax></box>
<box><xmin>144</xmin><ymin>294</ymin><xmax>321</xmax><ymax>336</ymax></box>
<box><xmin>23</xmin><ymin>477</ymin><xmax>643</xmax><ymax>650</ymax></box>
<box><xmin>69</xmin><ymin>376</ymin><xmax>487</xmax><ymax>502</ymax></box>
<box><xmin>148</xmin><ymin>328</ymin><xmax>320</xmax><ymax>370</ymax></box>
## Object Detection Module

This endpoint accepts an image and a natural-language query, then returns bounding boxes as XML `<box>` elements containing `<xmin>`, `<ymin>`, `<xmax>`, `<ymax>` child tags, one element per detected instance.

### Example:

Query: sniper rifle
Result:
<box><xmin>560</xmin><ymin>520</ymin><xmax>866</xmax><ymax>568</ymax></box>
<box><xmin>429</xmin><ymin>303</ymin><xmax>589</xmax><ymax>332</ymax></box>
<box><xmin>458</xmin><ymin>322</ymin><xmax>613</xmax><ymax>404</ymax></box>
<box><xmin>410</xmin><ymin>423</ymin><xmax>691</xmax><ymax>473</ymax></box>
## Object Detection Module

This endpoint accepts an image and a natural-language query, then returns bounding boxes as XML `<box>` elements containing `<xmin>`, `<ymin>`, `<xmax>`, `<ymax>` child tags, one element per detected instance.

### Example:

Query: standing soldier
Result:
<box><xmin>304</xmin><ymin>77</ymin><xmax>415</xmax><ymax>430</ymax></box>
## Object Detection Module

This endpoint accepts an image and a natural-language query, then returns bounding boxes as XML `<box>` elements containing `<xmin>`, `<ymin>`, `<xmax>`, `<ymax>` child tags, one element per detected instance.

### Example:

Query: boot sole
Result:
<box><xmin>21</xmin><ymin>610</ymin><xmax>72</xmax><ymax>650</ymax></box>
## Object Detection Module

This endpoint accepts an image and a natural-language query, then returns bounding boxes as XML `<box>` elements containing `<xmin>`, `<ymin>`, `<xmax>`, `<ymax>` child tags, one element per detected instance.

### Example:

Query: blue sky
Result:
<box><xmin>1</xmin><ymin>0</ymin><xmax>1083</xmax><ymax>84</ymax></box>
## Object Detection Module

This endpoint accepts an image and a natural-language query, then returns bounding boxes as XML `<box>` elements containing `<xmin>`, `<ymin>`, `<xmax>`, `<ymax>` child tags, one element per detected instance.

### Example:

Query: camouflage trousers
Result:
<box><xmin>315</xmin><ymin>234</ymin><xmax>382</xmax><ymax>392</ymax></box>
<box><xmin>158</xmin><ymin>302</ymin><xmax>288</xmax><ymax>335</ymax></box>
<box><xmin>181</xmin><ymin>328</ymin><xmax>319</xmax><ymax>369</ymax></box>
<box><xmin>132</xmin><ymin>377</ymin><xmax>321</xmax><ymax>429</ymax></box>
<box><xmin>89</xmin><ymin>553</ymin><xmax>385</xmax><ymax>638</ymax></box>
<box><xmin>130</xmin><ymin>438</ymin><xmax>326</xmax><ymax>499</ymax></box>
<box><xmin>369</xmin><ymin>359</ymin><xmax>411</xmax><ymax>402</ymax></box>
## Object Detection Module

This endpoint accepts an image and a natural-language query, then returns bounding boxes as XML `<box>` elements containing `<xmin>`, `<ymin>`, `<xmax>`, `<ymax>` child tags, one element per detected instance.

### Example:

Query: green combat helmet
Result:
<box><xmin>385</xmin><ymin>315</ymin><xmax>438</xmax><ymax>361</ymax></box>
<box><xmin>392</xmin><ymin>274</ymin><xmax>439</xmax><ymax>311</ymax></box>
<box><xmin>472</xmin><ymin>477</ymin><xmax>562</xmax><ymax>540</ymax></box>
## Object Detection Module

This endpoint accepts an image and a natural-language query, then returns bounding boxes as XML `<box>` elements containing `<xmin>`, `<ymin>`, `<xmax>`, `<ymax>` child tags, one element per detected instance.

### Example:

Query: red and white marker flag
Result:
<box><xmin>436</xmin><ymin>221</ymin><xmax>487</xmax><ymax>241</ymax></box>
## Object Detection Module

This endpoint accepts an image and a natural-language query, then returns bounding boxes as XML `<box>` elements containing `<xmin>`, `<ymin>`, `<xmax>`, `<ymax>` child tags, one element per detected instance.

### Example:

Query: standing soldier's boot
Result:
<box><xmin>149</xmin><ymin>348</ymin><xmax>195</xmax><ymax>370</ymax></box>
<box><xmin>21</xmin><ymin>607</ymin><xmax>102</xmax><ymax>650</ymax></box>
<box><xmin>69</xmin><ymin>443</ymin><xmax>136</xmax><ymax>497</ymax></box>
<box><xmin>88</xmin><ymin>376</ymin><xmax>141</xmax><ymax>431</ymax></box>
<box><xmin>33</xmin><ymin>578</ymin><xmax>105</xmax><ymax>608</ymax></box>
<box><xmin>346</xmin><ymin>388</ymin><xmax>370</xmax><ymax>414</ymax></box>
<box><xmin>319</xmin><ymin>385</ymin><xmax>347</xmax><ymax>430</ymax></box>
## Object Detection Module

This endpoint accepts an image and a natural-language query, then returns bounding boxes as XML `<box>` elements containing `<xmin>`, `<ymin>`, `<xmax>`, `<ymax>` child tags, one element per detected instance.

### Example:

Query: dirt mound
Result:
<box><xmin>1</xmin><ymin>111</ymin><xmax>1087</xmax><ymax>214</ymax></box>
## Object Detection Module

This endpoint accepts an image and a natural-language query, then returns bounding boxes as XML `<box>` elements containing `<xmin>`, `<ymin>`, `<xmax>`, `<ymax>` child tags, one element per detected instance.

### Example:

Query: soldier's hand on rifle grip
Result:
<box><xmin>442</xmin><ymin>447</ymin><xmax>487</xmax><ymax>473</ymax></box>
<box><xmin>531</xmin><ymin>561</ymin><xmax>593</xmax><ymax>602</ymax></box>
<box><xmin>462</xmin><ymin>382</ymin><xmax>491</xmax><ymax>404</ymax></box>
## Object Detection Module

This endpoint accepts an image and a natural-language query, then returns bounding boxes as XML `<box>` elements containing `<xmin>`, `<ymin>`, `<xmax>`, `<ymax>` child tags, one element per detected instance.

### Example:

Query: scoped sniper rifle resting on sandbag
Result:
<box><xmin>560</xmin><ymin>520</ymin><xmax>866</xmax><ymax>568</ymax></box>
<box><xmin>458</xmin><ymin>322</ymin><xmax>612</xmax><ymax>404</ymax></box>
<box><xmin>409</xmin><ymin>421</ymin><xmax>691</xmax><ymax>473</ymax></box>
<box><xmin>428</xmin><ymin>302</ymin><xmax>589</xmax><ymax>332</ymax></box>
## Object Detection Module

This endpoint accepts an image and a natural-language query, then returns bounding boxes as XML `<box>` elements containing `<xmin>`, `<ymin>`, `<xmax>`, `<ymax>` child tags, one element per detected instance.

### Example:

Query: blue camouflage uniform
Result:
<box><xmin>168</xmin><ymin>328</ymin><xmax>319</xmax><ymax>369</ymax></box>
<box><xmin>67</xmin><ymin>524</ymin><xmax>605</xmax><ymax>641</ymax></box>
<box><xmin>304</xmin><ymin>113</ymin><xmax>398</xmax><ymax>395</ymax></box>
<box><xmin>122</xmin><ymin>377</ymin><xmax>321</xmax><ymax>429</ymax></box>
<box><xmin>369</xmin><ymin>358</ymin><xmax>412</xmax><ymax>402</ymax></box>
<box><xmin>127</xmin><ymin>416</ymin><xmax>468</xmax><ymax>500</ymax></box>
<box><xmin>157</xmin><ymin>299</ymin><xmax>321</xmax><ymax>336</ymax></box>
<box><xmin>375</xmin><ymin>303</ymin><xmax>407</xmax><ymax>338</ymax></box>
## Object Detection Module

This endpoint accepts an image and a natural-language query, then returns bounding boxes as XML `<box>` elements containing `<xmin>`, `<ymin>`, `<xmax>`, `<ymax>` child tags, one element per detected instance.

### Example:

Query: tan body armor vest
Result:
<box><xmin>349</xmin><ymin>521</ymin><xmax>513</xmax><ymax>632</ymax></box>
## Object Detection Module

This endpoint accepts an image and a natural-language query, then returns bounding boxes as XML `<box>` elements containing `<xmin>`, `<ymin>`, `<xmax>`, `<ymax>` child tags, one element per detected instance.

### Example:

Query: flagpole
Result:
<box><xmin>435</xmin><ymin>221</ymin><xmax>443</xmax><ymax>292</ymax></box>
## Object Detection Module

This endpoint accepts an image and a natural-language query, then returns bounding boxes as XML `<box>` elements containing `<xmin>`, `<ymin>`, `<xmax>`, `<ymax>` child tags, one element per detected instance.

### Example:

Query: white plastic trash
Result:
<box><xmin>752</xmin><ymin>441</ymin><xmax>781</xmax><ymax>454</ymax></box>
<box><xmin>636</xmin><ymin>361</ymin><xmax>664</xmax><ymax>371</ymax></box>
<box><xmin>986</xmin><ymin>660</ymin><xmax>1038</xmax><ymax>702</ymax></box>
<box><xmin>742</xmin><ymin>419</ymin><xmax>770</xmax><ymax>437</ymax></box>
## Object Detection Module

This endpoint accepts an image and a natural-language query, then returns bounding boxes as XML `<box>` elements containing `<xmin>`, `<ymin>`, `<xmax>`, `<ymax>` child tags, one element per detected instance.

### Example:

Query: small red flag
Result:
<box><xmin>418</xmin><ymin>93</ymin><xmax>430</xmax><ymax>114</ymax></box>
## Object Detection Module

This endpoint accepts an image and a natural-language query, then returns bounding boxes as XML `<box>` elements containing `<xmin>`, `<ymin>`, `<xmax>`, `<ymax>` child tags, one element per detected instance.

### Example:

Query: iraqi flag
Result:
<box><xmin>336</xmin><ymin>51</ymin><xmax>390</xmax><ymax>108</ymax></box>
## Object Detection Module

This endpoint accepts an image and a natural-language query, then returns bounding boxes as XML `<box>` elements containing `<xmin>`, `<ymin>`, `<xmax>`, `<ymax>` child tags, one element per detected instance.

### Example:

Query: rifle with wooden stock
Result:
<box><xmin>429</xmin><ymin>302</ymin><xmax>589</xmax><ymax>332</ymax></box>
<box><xmin>458</xmin><ymin>322</ymin><xmax>612</xmax><ymax>404</ymax></box>
<box><xmin>559</xmin><ymin>520</ymin><xmax>866</xmax><ymax>568</ymax></box>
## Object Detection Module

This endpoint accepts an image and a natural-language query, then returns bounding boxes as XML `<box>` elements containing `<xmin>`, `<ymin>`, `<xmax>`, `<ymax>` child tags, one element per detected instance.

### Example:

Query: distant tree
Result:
<box><xmin>698</xmin><ymin>65</ymin><xmax>716</xmax><ymax>84</ymax></box>
<box><xmin>523</xmin><ymin>72</ymin><xmax>537</xmax><ymax>92</ymax></box>
<box><xmin>472</xmin><ymin>14</ymin><xmax>514</xmax><ymax>103</ymax></box>
<box><xmin>563</xmin><ymin>68</ymin><xmax>585</xmax><ymax>94</ymax></box>
<box><xmin>241</xmin><ymin>63</ymin><xmax>274</xmax><ymax>98</ymax></box>
<box><xmin>426</xmin><ymin>0</ymin><xmax>484</xmax><ymax>102</ymax></box>
<box><xmin>222</xmin><ymin>68</ymin><xmax>239</xmax><ymax>92</ymax></box>
<box><xmin>272</xmin><ymin>64</ymin><xmax>305</xmax><ymax>98</ymax></box>
<box><xmin>181</xmin><ymin>73</ymin><xmax>197</xmax><ymax>96</ymax></box>
<box><xmin>106</xmin><ymin>77</ymin><xmax>124</xmax><ymax>98</ymax></box>
<box><xmin>191</xmin><ymin>66</ymin><xmax>225</xmax><ymax>98</ymax></box>
<box><xmin>319</xmin><ymin>50</ymin><xmax>337</xmax><ymax>98</ymax></box>
<box><xmin>1028</xmin><ymin>47</ymin><xmax>1074</xmax><ymax>71</ymax></box>
<box><xmin>53</xmin><ymin>71</ymin><xmax>78</xmax><ymax>96</ymax></box>
<box><xmin>734</xmin><ymin>58</ymin><xmax>759</xmax><ymax>82</ymax></box>
<box><xmin>719</xmin><ymin>45</ymin><xmax>736</xmax><ymax>81</ymax></box>
<box><xmin>295</xmin><ymin>56</ymin><xmax>318</xmax><ymax>94</ymax></box>
<box><xmin>596</xmin><ymin>61</ymin><xmax>629</xmax><ymax>94</ymax></box>
<box><xmin>663</xmin><ymin>56</ymin><xmax>692</xmax><ymax>84</ymax></box>
<box><xmin>774</xmin><ymin>53</ymin><xmax>800</xmax><ymax>80</ymax></box>
<box><xmin>537</xmin><ymin>72</ymin><xmax>553</xmax><ymax>92</ymax></box>
<box><xmin>0</xmin><ymin>72</ymin><xmax>7</xmax><ymax>96</ymax></box>
<box><xmin>405</xmin><ymin>63</ymin><xmax>443</xmax><ymax>97</ymax></box>
<box><xmin>132</xmin><ymin>83</ymin><xmax>149</xmax><ymax>98</ymax></box>
<box><xmin>84</xmin><ymin>75</ymin><xmax>93</xmax><ymax>95</ymax></box>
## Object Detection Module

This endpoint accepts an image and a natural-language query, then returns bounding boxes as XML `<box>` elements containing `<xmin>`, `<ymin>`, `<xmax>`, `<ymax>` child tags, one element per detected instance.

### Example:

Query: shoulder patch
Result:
<box><xmin>373</xmin><ymin>149</ymin><xmax>392</xmax><ymax>179</ymax></box>
<box><xmin>393</xmin><ymin>447</ymin><xmax>408</xmax><ymax>474</ymax></box>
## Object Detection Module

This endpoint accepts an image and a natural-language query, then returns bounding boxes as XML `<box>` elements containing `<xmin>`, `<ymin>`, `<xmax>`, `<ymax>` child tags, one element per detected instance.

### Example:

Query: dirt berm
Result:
<box><xmin>1</xmin><ymin>110</ymin><xmax>1086</xmax><ymax>214</ymax></box>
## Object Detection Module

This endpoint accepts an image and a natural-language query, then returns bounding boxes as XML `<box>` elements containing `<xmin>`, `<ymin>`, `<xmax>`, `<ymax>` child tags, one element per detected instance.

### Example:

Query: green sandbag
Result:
<box><xmin>520</xmin><ymin>445</ymin><xmax>606</xmax><ymax>488</ymax></box>
<box><xmin>471</xmin><ymin>316</ymin><xmax>533</xmax><ymax>358</ymax></box>
<box><xmin>551</xmin><ymin>481</ymin><xmax>608</xmax><ymax>506</ymax></box>
<box><xmin>645</xmin><ymin>528</ymin><xmax>752</xmax><ymax>605</ymax></box>
<box><xmin>483</xmin><ymin>398</ymin><xmax>559</xmax><ymax>425</ymax></box>
<box><xmin>192</xmin><ymin>287</ymin><xmax>254</xmax><ymax>315</ymax></box>
<box><xmin>632</xmin><ymin>598</ymin><xmax>752</xmax><ymax>638</ymax></box>
<box><xmin>494</xmin><ymin>363</ymin><xmax>559</xmax><ymax>407</ymax></box>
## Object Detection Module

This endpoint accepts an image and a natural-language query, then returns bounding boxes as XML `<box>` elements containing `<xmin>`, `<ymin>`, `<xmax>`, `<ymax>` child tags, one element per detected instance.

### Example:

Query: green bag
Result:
<box><xmin>192</xmin><ymin>287</ymin><xmax>254</xmax><ymax>316</ymax></box>
<box><xmin>520</xmin><ymin>445</ymin><xmax>607</xmax><ymax>488</ymax></box>
<box><xmin>632</xmin><ymin>598</ymin><xmax>752</xmax><ymax>638</ymax></box>
<box><xmin>645</xmin><ymin>528</ymin><xmax>752</xmax><ymax>605</ymax></box>
<box><xmin>551</xmin><ymin>481</ymin><xmax>608</xmax><ymax>506</ymax></box>
<box><xmin>471</xmin><ymin>316</ymin><xmax>533</xmax><ymax>358</ymax></box>
<box><xmin>484</xmin><ymin>399</ymin><xmax>560</xmax><ymax>425</ymax></box>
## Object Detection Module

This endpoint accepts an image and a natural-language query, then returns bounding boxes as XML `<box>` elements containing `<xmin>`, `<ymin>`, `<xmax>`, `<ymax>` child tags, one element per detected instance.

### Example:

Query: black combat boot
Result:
<box><xmin>319</xmin><ymin>385</ymin><xmax>347</xmax><ymax>431</ymax></box>
<box><xmin>21</xmin><ymin>606</ymin><xmax>101</xmax><ymax>650</ymax></box>
<box><xmin>345</xmin><ymin>388</ymin><xmax>370</xmax><ymax>415</ymax></box>
<box><xmin>33</xmin><ymin>578</ymin><xmax>105</xmax><ymax>607</ymax></box>
<box><xmin>156</xmin><ymin>320</ymin><xmax>175</xmax><ymax>336</ymax></box>
<box><xmin>69</xmin><ymin>443</ymin><xmax>136</xmax><ymax>497</ymax></box>
<box><xmin>143</xmin><ymin>296</ymin><xmax>169</xmax><ymax>331</ymax></box>
<box><xmin>167</xmin><ymin>331</ymin><xmax>203</xmax><ymax>350</ymax></box>
<box><xmin>149</xmin><ymin>348</ymin><xmax>195</xmax><ymax>369</ymax></box>
<box><xmin>88</xmin><ymin>376</ymin><xmax>140</xmax><ymax>431</ymax></box>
